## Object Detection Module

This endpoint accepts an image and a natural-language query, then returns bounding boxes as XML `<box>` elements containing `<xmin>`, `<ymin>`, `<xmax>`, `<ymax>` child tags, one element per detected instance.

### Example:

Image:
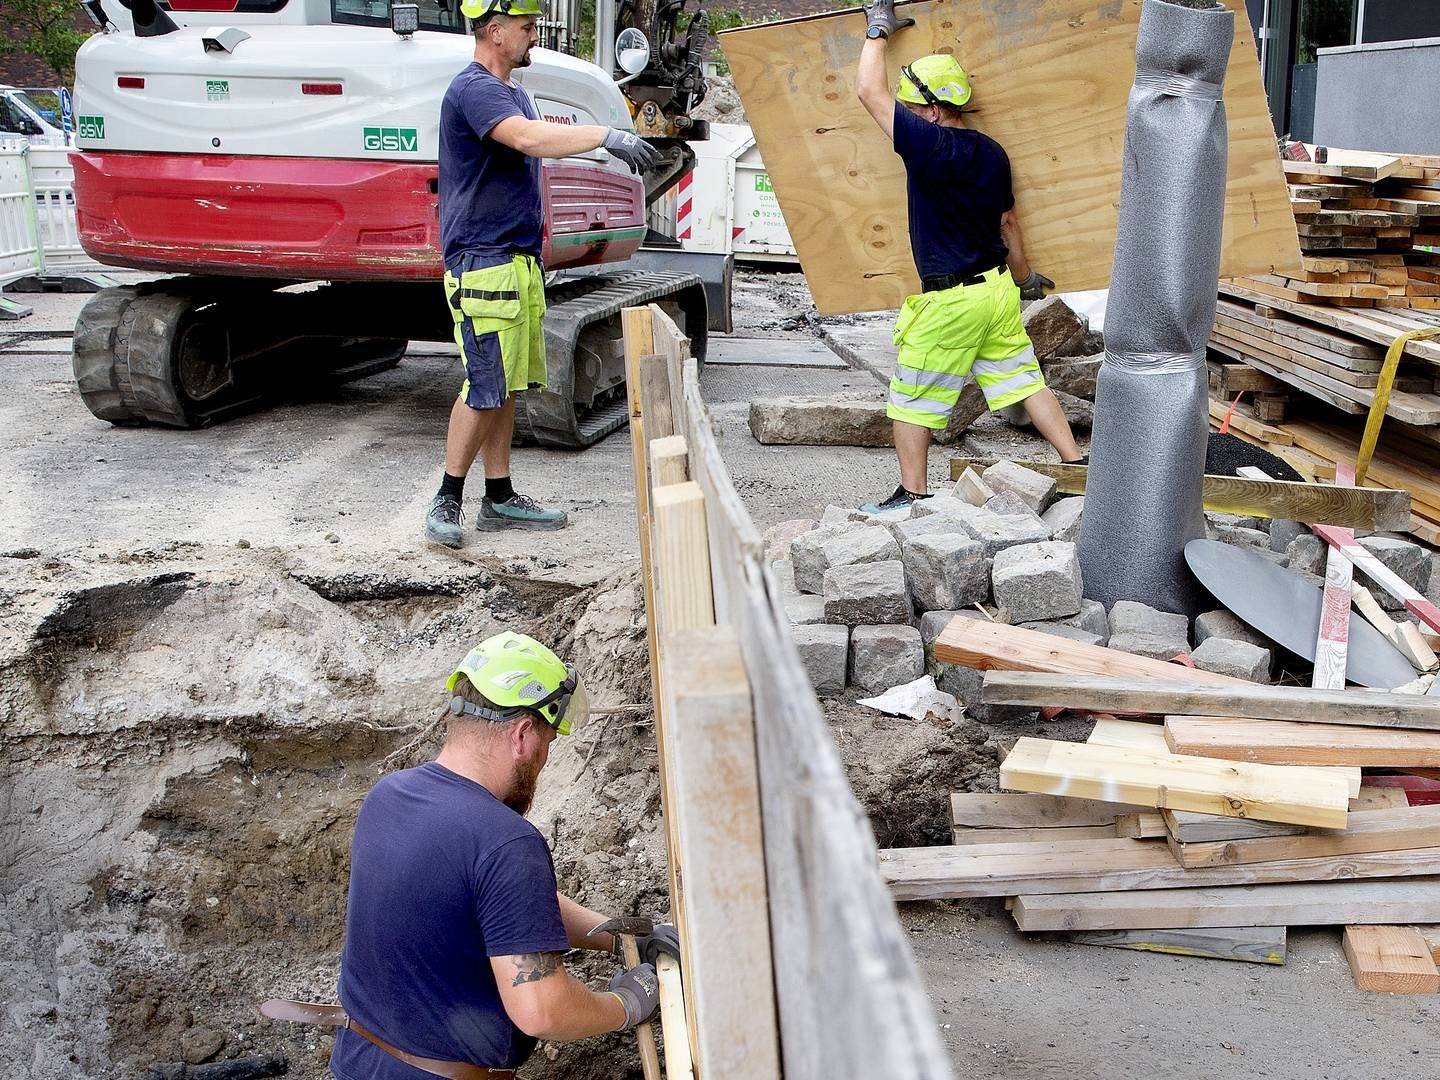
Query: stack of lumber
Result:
<box><xmin>881</xmin><ymin>621</ymin><xmax>1440</xmax><ymax>989</ymax></box>
<box><xmin>1234</xmin><ymin>148</ymin><xmax>1440</xmax><ymax>310</ymax></box>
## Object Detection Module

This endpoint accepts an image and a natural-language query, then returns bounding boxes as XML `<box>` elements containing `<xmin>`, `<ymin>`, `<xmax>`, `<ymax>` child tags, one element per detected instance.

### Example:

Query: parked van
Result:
<box><xmin>0</xmin><ymin>86</ymin><xmax>66</xmax><ymax>144</ymax></box>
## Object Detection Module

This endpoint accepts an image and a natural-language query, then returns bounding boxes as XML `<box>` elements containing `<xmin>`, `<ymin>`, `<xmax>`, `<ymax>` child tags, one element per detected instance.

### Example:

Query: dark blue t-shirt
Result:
<box><xmin>892</xmin><ymin>102</ymin><xmax>1014</xmax><ymax>282</ymax></box>
<box><xmin>439</xmin><ymin>63</ymin><xmax>544</xmax><ymax>267</ymax></box>
<box><xmin>330</xmin><ymin>762</ymin><xmax>570</xmax><ymax>1078</ymax></box>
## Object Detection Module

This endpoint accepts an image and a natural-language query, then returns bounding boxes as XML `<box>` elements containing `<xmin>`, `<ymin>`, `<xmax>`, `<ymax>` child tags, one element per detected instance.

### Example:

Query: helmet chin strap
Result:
<box><xmin>900</xmin><ymin>63</ymin><xmax>945</xmax><ymax>109</ymax></box>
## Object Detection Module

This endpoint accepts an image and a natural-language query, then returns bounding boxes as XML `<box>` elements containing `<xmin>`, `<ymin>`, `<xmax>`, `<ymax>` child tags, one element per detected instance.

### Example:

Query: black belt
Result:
<box><xmin>922</xmin><ymin>264</ymin><xmax>1008</xmax><ymax>293</ymax></box>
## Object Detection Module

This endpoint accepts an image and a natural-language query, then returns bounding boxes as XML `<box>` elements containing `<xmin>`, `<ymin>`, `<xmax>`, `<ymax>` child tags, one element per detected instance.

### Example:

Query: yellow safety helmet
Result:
<box><xmin>446</xmin><ymin>631</ymin><xmax>590</xmax><ymax>736</ymax></box>
<box><xmin>895</xmin><ymin>54</ymin><xmax>972</xmax><ymax>109</ymax></box>
<box><xmin>461</xmin><ymin>0</ymin><xmax>543</xmax><ymax>20</ymax></box>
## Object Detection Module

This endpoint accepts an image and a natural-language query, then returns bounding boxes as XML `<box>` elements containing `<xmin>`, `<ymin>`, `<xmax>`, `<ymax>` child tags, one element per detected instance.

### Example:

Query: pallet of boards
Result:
<box><xmin>1227</xmin><ymin>146</ymin><xmax>1440</xmax><ymax>312</ymax></box>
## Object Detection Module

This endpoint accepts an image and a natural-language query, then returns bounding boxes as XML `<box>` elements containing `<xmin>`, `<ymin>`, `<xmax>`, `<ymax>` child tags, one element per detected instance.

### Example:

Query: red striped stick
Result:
<box><xmin>1313</xmin><ymin>462</ymin><xmax>1356</xmax><ymax>690</ymax></box>
<box><xmin>1312</xmin><ymin>521</ymin><xmax>1440</xmax><ymax>635</ymax></box>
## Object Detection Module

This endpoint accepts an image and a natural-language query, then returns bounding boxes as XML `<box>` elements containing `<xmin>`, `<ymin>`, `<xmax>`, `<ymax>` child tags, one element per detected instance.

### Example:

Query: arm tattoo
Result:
<box><xmin>510</xmin><ymin>952</ymin><xmax>563</xmax><ymax>987</ymax></box>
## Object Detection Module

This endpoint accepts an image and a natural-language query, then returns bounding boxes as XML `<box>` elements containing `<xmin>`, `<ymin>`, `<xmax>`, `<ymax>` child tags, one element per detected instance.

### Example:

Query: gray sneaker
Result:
<box><xmin>425</xmin><ymin>494</ymin><xmax>465</xmax><ymax>548</ymax></box>
<box><xmin>477</xmin><ymin>493</ymin><xmax>568</xmax><ymax>531</ymax></box>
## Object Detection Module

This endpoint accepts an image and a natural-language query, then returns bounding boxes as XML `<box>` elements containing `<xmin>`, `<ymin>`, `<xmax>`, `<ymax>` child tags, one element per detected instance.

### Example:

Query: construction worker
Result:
<box><xmin>425</xmin><ymin>0</ymin><xmax>662</xmax><ymax>547</ymax></box>
<box><xmin>855</xmin><ymin>1</ymin><xmax>1084</xmax><ymax>514</ymax></box>
<box><xmin>315</xmin><ymin>632</ymin><xmax>675</xmax><ymax>1078</ymax></box>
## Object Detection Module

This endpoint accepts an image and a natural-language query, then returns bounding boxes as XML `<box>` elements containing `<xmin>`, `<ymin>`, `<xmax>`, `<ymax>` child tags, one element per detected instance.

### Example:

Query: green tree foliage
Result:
<box><xmin>0</xmin><ymin>0</ymin><xmax>92</xmax><ymax>84</ymax></box>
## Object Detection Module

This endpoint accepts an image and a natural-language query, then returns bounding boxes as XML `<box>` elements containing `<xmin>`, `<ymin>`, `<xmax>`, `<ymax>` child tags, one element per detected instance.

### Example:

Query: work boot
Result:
<box><xmin>478</xmin><ymin>492</ymin><xmax>569</xmax><ymax>531</ymax></box>
<box><xmin>425</xmin><ymin>493</ymin><xmax>465</xmax><ymax>548</ymax></box>
<box><xmin>859</xmin><ymin>485</ymin><xmax>930</xmax><ymax>515</ymax></box>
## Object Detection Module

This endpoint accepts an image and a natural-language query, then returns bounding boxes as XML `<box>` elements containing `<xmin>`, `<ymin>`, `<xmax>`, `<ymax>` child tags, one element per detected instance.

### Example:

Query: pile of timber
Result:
<box><xmin>879</xmin><ymin>621</ymin><xmax>1440</xmax><ymax>991</ymax></box>
<box><xmin>1209</xmin><ymin>147</ymin><xmax>1440</xmax><ymax>429</ymax></box>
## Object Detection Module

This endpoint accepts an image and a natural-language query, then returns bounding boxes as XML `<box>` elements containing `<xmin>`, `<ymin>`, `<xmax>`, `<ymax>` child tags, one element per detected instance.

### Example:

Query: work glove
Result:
<box><xmin>1017</xmin><ymin>270</ymin><xmax>1055</xmax><ymax>301</ymax></box>
<box><xmin>602</xmin><ymin>128</ymin><xmax>662</xmax><ymax>175</ymax></box>
<box><xmin>588</xmin><ymin>916</ymin><xmax>682</xmax><ymax>967</ymax></box>
<box><xmin>608</xmin><ymin>963</ymin><xmax>660</xmax><ymax>1029</ymax></box>
<box><xmin>863</xmin><ymin>0</ymin><xmax>914</xmax><ymax>39</ymax></box>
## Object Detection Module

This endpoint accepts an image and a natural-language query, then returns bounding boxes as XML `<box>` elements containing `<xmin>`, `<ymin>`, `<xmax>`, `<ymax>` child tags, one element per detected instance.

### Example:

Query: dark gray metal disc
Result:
<box><xmin>1184</xmin><ymin>538</ymin><xmax>1417</xmax><ymax>690</ymax></box>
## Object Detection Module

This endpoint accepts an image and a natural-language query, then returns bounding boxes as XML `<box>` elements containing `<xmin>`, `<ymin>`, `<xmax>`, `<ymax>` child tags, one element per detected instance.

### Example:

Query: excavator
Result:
<box><xmin>68</xmin><ymin>0</ymin><xmax>724</xmax><ymax>447</ymax></box>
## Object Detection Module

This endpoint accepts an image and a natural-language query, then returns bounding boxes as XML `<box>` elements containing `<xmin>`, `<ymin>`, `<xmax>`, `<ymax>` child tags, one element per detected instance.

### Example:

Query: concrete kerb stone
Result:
<box><xmin>849</xmin><ymin>624</ymin><xmax>925</xmax><ymax>695</ymax></box>
<box><xmin>792</xmin><ymin>623</ymin><xmax>849</xmax><ymax>694</ymax></box>
<box><xmin>903</xmin><ymin>533</ymin><xmax>991</xmax><ymax>612</ymax></box>
<box><xmin>1191</xmin><ymin>637</ymin><xmax>1272</xmax><ymax>683</ymax></box>
<box><xmin>792</xmin><ymin>521</ymin><xmax>893</xmax><ymax>594</ymax></box>
<box><xmin>822</xmin><ymin>560</ymin><xmax>912</xmax><ymax>626</ymax></box>
<box><xmin>991</xmin><ymin>541</ymin><xmax>1083</xmax><ymax>623</ymax></box>
<box><xmin>982</xmin><ymin>460</ymin><xmax>1058</xmax><ymax>514</ymax></box>
<box><xmin>1107</xmin><ymin>599</ymin><xmax>1191</xmax><ymax>661</ymax></box>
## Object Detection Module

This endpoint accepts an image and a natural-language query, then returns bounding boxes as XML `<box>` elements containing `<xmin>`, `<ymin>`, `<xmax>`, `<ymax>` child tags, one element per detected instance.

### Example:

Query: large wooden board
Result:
<box><xmin>721</xmin><ymin>0</ymin><xmax>1299</xmax><ymax>315</ymax></box>
<box><xmin>1168</xmin><ymin>806</ymin><xmax>1440</xmax><ymax>869</ymax></box>
<box><xmin>1012</xmin><ymin>878</ymin><xmax>1440</xmax><ymax>931</ymax></box>
<box><xmin>999</xmin><ymin>736</ymin><xmax>1351</xmax><ymax>829</ymax></box>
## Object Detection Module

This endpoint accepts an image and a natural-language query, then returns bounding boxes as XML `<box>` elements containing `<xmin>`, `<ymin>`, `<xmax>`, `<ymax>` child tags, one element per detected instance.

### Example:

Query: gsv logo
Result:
<box><xmin>363</xmin><ymin>127</ymin><xmax>419</xmax><ymax>152</ymax></box>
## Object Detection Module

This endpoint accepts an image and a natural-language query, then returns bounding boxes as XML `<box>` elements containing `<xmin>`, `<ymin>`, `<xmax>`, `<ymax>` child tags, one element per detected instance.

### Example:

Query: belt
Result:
<box><xmin>922</xmin><ymin>264</ymin><xmax>1009</xmax><ymax>293</ymax></box>
<box><xmin>257</xmin><ymin>999</ymin><xmax>515</xmax><ymax>1080</ymax></box>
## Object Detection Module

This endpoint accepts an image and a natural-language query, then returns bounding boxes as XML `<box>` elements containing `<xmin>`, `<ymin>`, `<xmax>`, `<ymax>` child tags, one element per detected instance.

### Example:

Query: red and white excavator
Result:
<box><xmin>68</xmin><ymin>0</ymin><xmax>725</xmax><ymax>446</ymax></box>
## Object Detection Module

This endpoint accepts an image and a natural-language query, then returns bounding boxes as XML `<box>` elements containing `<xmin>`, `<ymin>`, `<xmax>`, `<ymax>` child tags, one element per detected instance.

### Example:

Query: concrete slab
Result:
<box><xmin>707</xmin><ymin>334</ymin><xmax>846</xmax><ymax>368</ymax></box>
<box><xmin>812</xmin><ymin>319</ymin><xmax>897</xmax><ymax>386</ymax></box>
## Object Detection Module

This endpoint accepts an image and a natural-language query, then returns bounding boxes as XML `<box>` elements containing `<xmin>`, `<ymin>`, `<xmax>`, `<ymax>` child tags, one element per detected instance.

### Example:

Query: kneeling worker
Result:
<box><xmin>856</xmin><ymin>2</ymin><xmax>1084</xmax><ymax>513</ymax></box>
<box><xmin>262</xmin><ymin>632</ymin><xmax>674</xmax><ymax>1078</ymax></box>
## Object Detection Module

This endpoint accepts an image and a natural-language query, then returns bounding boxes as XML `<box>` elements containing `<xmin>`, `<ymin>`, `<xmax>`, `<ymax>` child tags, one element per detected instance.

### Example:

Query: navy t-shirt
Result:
<box><xmin>330</xmin><ymin>762</ymin><xmax>570</xmax><ymax>1078</ymax></box>
<box><xmin>439</xmin><ymin>62</ymin><xmax>545</xmax><ymax>267</ymax></box>
<box><xmin>892</xmin><ymin>102</ymin><xmax>1014</xmax><ymax>282</ymax></box>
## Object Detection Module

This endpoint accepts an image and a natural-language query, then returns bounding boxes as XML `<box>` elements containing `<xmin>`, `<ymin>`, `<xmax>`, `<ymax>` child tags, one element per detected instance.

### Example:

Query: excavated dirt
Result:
<box><xmin>0</xmin><ymin>545</ymin><xmax>665</xmax><ymax>1080</ymax></box>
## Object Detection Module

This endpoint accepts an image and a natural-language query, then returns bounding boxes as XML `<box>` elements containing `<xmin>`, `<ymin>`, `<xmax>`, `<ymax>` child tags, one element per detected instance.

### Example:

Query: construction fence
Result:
<box><xmin>0</xmin><ymin>140</ymin><xmax>92</xmax><ymax>309</ymax></box>
<box><xmin>622</xmin><ymin>305</ymin><xmax>951</xmax><ymax>1079</ymax></box>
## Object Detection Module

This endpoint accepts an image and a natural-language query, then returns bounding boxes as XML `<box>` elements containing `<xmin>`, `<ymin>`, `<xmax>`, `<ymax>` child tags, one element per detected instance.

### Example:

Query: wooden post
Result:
<box><xmin>652</xmin><ymin>482</ymin><xmax>716</xmax><ymax>632</ymax></box>
<box><xmin>661</xmin><ymin>628</ymin><xmax>781</xmax><ymax>1080</ymax></box>
<box><xmin>655</xmin><ymin>953</ymin><xmax>695</xmax><ymax>1080</ymax></box>
<box><xmin>650</xmin><ymin>435</ymin><xmax>690</xmax><ymax>487</ymax></box>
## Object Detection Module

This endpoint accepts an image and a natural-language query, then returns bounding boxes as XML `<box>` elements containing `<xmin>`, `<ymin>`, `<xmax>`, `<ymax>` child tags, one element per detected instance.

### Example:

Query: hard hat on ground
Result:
<box><xmin>446</xmin><ymin>631</ymin><xmax>590</xmax><ymax>735</ymax></box>
<box><xmin>896</xmin><ymin>54</ymin><xmax>972</xmax><ymax>109</ymax></box>
<box><xmin>461</xmin><ymin>0</ymin><xmax>544</xmax><ymax>21</ymax></box>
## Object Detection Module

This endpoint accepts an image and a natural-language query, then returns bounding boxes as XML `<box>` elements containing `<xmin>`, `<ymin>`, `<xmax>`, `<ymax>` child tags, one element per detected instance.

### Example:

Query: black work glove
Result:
<box><xmin>608</xmin><ymin>963</ymin><xmax>660</xmax><ymax>1029</ymax></box>
<box><xmin>632</xmin><ymin>922</ymin><xmax>680</xmax><ymax>966</ymax></box>
<box><xmin>1017</xmin><ymin>270</ymin><xmax>1055</xmax><ymax>301</ymax></box>
<box><xmin>602</xmin><ymin>128</ymin><xmax>662</xmax><ymax>175</ymax></box>
<box><xmin>863</xmin><ymin>0</ymin><xmax>914</xmax><ymax>39</ymax></box>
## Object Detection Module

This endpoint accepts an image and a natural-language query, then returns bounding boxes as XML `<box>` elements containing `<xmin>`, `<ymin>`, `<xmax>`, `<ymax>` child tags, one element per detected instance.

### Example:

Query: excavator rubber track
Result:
<box><xmin>517</xmin><ymin>269</ymin><xmax>709</xmax><ymax>449</ymax></box>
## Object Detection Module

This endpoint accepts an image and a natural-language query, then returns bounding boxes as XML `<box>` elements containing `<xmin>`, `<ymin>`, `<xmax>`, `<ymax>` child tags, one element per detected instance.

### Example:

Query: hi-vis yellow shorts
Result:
<box><xmin>443</xmin><ymin>251</ymin><xmax>547</xmax><ymax>411</ymax></box>
<box><xmin>887</xmin><ymin>265</ymin><xmax>1045</xmax><ymax>430</ymax></box>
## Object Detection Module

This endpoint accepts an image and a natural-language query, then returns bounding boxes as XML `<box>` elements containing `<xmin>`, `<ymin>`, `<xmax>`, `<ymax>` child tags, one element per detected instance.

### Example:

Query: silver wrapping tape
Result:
<box><xmin>1101</xmin><ymin>349</ymin><xmax>1206</xmax><ymax>375</ymax></box>
<box><xmin>1133</xmin><ymin>67</ymin><xmax>1224</xmax><ymax>100</ymax></box>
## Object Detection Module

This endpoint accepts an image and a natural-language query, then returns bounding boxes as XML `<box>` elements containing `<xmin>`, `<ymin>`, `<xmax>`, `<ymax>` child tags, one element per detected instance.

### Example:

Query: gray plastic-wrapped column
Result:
<box><xmin>1076</xmin><ymin>0</ymin><xmax>1234</xmax><ymax>616</ymax></box>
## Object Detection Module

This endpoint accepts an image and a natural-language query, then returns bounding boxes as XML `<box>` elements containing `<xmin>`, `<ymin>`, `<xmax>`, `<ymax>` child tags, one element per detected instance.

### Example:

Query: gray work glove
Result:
<box><xmin>608</xmin><ymin>963</ymin><xmax>660</xmax><ymax>1029</ymax></box>
<box><xmin>633</xmin><ymin>923</ymin><xmax>680</xmax><ymax>966</ymax></box>
<box><xmin>1017</xmin><ymin>270</ymin><xmax>1055</xmax><ymax>301</ymax></box>
<box><xmin>863</xmin><ymin>0</ymin><xmax>914</xmax><ymax>39</ymax></box>
<box><xmin>602</xmin><ymin>128</ymin><xmax>662</xmax><ymax>175</ymax></box>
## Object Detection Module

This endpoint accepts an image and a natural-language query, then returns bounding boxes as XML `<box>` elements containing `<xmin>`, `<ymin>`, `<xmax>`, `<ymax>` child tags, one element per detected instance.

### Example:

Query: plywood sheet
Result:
<box><xmin>722</xmin><ymin>0</ymin><xmax>1300</xmax><ymax>315</ymax></box>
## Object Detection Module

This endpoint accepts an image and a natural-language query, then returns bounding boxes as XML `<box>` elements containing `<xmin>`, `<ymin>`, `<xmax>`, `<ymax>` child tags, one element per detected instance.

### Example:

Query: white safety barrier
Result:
<box><xmin>0</xmin><ymin>144</ymin><xmax>44</xmax><ymax>288</ymax></box>
<box><xmin>28</xmin><ymin>145</ymin><xmax>89</xmax><ymax>269</ymax></box>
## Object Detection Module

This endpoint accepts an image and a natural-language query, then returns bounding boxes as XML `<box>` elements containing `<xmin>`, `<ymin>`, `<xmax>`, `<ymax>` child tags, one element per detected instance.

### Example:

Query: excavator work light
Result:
<box><xmin>391</xmin><ymin>3</ymin><xmax>420</xmax><ymax>36</ymax></box>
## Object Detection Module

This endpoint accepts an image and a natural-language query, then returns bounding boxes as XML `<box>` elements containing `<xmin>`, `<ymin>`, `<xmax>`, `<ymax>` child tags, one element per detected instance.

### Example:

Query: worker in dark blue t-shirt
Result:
<box><xmin>258</xmin><ymin>632</ymin><xmax>676</xmax><ymax>1078</ymax></box>
<box><xmin>855</xmin><ymin>2</ymin><xmax>1084</xmax><ymax>513</ymax></box>
<box><xmin>424</xmin><ymin>0</ymin><xmax>662</xmax><ymax>548</ymax></box>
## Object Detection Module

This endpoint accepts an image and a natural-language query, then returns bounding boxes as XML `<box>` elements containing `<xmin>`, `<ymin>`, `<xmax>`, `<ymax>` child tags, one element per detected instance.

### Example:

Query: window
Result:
<box><xmin>331</xmin><ymin>0</ymin><xmax>466</xmax><ymax>32</ymax></box>
<box><xmin>0</xmin><ymin>97</ymin><xmax>43</xmax><ymax>136</ymax></box>
<box><xmin>1296</xmin><ymin>0</ymin><xmax>1356</xmax><ymax>65</ymax></box>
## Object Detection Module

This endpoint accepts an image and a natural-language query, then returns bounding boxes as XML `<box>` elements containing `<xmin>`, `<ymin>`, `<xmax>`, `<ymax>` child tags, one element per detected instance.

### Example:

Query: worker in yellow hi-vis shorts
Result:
<box><xmin>855</xmin><ymin>5</ymin><xmax>1083</xmax><ymax>513</ymax></box>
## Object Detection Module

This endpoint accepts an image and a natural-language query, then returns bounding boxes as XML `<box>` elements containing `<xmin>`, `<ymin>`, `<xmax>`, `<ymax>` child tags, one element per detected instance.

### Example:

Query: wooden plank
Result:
<box><xmin>998</xmin><ymin>736</ymin><xmax>1350</xmax><ymax>829</ymax></box>
<box><xmin>880</xmin><ymin>839</ymin><xmax>1440</xmax><ymax>901</ymax></box>
<box><xmin>981</xmin><ymin>670</ymin><xmax>1440</xmax><ymax>732</ymax></box>
<box><xmin>1313</xmin><ymin>524</ymin><xmax>1440</xmax><ymax>635</ymax></box>
<box><xmin>1115</xmin><ymin>812</ymin><xmax>1167</xmax><ymax>839</ymax></box>
<box><xmin>649</xmin><ymin>435</ymin><xmax>689</xmax><ymax>487</ymax></box>
<box><xmin>1062</xmin><ymin>925</ymin><xmax>1286</xmax><ymax>965</ymax></box>
<box><xmin>1165</xmin><ymin>716</ymin><xmax>1440</xmax><ymax>767</ymax></box>
<box><xmin>949</xmin><ymin>791</ymin><xmax>1147</xmax><ymax>829</ymax></box>
<box><xmin>946</xmin><ymin>456</ymin><xmax>1411</xmax><ymax>530</ymax></box>
<box><xmin>1169</xmin><ymin>806</ymin><xmax>1440</xmax><ymax>868</ymax></box>
<box><xmin>619</xmin><ymin>934</ymin><xmax>663</xmax><ymax>1080</ymax></box>
<box><xmin>1220</xmin><ymin>280</ymin><xmax>1440</xmax><ymax>364</ymax></box>
<box><xmin>721</xmin><ymin>0</ymin><xmax>1298</xmax><ymax>316</ymax></box>
<box><xmin>1414</xmin><ymin>925</ymin><xmax>1440</xmax><ymax>964</ymax></box>
<box><xmin>660</xmin><ymin>629</ymin><xmax>779</xmax><ymax>1080</ymax></box>
<box><xmin>1213</xmin><ymin>318</ymin><xmax>1385</xmax><ymax>379</ymax></box>
<box><xmin>1207</xmin><ymin>398</ymin><xmax>1294</xmax><ymax>445</ymax></box>
<box><xmin>1013</xmin><ymin>878</ymin><xmax>1440</xmax><ymax>931</ymax></box>
<box><xmin>952</xmin><ymin>824</ymin><xmax>1119</xmax><ymax>845</ymax></box>
<box><xmin>1210</xmin><ymin>359</ymin><xmax>1287</xmax><ymax>393</ymax></box>
<box><xmin>1161</xmin><ymin>807</ymin><xmax>1307</xmax><ymax>843</ymax></box>
<box><xmin>1351</xmin><ymin>583</ymin><xmax>1437</xmax><ymax>670</ymax></box>
<box><xmin>652</xmin><ymin>482</ymin><xmax>715</xmax><ymax>633</ymax></box>
<box><xmin>1209</xmin><ymin>337</ymin><xmax>1368</xmax><ymax>415</ymax></box>
<box><xmin>1087</xmin><ymin>715</ymin><xmax>1361</xmax><ymax>796</ymax></box>
<box><xmin>933</xmin><ymin>618</ymin><xmax>1241</xmax><ymax>684</ymax></box>
<box><xmin>655</xmin><ymin>953</ymin><xmax>695</xmax><ymax>1080</ymax></box>
<box><xmin>1343</xmin><ymin>925</ymin><xmax>1440</xmax><ymax>993</ymax></box>
<box><xmin>1315</xmin><ymin>461</ymin><xmax>1356</xmax><ymax>689</ymax></box>
<box><xmin>1218</xmin><ymin>299</ymin><xmax>1387</xmax><ymax>359</ymax></box>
